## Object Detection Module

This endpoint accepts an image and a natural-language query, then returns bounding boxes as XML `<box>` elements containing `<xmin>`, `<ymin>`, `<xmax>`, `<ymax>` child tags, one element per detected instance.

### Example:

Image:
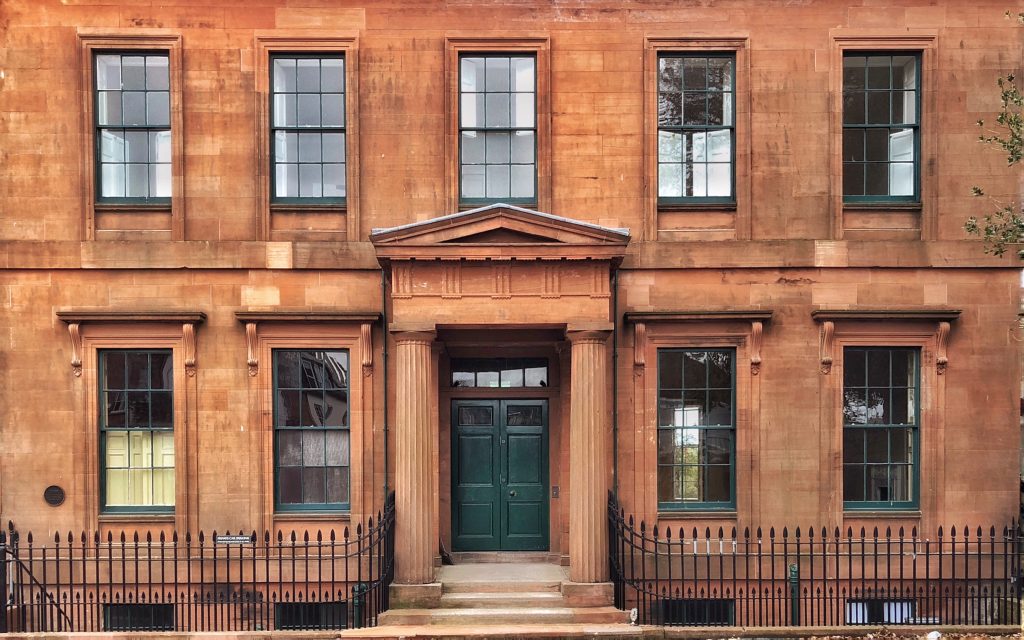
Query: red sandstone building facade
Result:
<box><xmin>0</xmin><ymin>0</ymin><xmax>1022</xmax><ymax>617</ymax></box>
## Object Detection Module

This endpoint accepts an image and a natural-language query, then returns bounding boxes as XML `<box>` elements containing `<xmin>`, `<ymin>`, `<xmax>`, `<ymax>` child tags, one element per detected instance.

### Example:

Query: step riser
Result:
<box><xmin>439</xmin><ymin>595</ymin><xmax>567</xmax><ymax>609</ymax></box>
<box><xmin>378</xmin><ymin>607</ymin><xmax>630</xmax><ymax>626</ymax></box>
<box><xmin>442</xmin><ymin>581</ymin><xmax>562</xmax><ymax>594</ymax></box>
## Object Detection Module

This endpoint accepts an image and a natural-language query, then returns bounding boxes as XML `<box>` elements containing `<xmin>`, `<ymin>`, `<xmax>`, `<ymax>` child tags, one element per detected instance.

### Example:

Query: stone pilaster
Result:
<box><xmin>567</xmin><ymin>329</ymin><xmax>611</xmax><ymax>583</ymax></box>
<box><xmin>393</xmin><ymin>330</ymin><xmax>436</xmax><ymax>585</ymax></box>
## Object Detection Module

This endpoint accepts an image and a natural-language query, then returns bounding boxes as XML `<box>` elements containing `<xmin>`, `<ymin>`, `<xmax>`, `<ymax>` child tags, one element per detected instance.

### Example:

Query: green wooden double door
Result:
<box><xmin>451</xmin><ymin>399</ymin><xmax>549</xmax><ymax>551</ymax></box>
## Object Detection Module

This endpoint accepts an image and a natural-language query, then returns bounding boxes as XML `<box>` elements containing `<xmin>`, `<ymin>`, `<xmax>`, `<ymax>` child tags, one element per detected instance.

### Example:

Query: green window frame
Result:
<box><xmin>459</xmin><ymin>54</ymin><xmax>536</xmax><ymax>205</ymax></box>
<box><xmin>657</xmin><ymin>349</ymin><xmax>736</xmax><ymax>510</ymax></box>
<box><xmin>657</xmin><ymin>53</ymin><xmax>736</xmax><ymax>204</ymax></box>
<box><xmin>273</xmin><ymin>350</ymin><xmax>351</xmax><ymax>512</ymax></box>
<box><xmin>842</xmin><ymin>347</ymin><xmax>920</xmax><ymax>510</ymax></box>
<box><xmin>270</xmin><ymin>54</ymin><xmax>346</xmax><ymax>204</ymax></box>
<box><xmin>842</xmin><ymin>53</ymin><xmax>921</xmax><ymax>202</ymax></box>
<box><xmin>94</xmin><ymin>52</ymin><xmax>171</xmax><ymax>203</ymax></box>
<box><xmin>99</xmin><ymin>350</ymin><xmax>174</xmax><ymax>514</ymax></box>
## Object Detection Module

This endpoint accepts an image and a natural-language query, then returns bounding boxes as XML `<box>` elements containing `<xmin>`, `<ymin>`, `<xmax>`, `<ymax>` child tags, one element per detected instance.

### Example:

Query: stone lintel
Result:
<box><xmin>560</xmin><ymin>581</ymin><xmax>613</xmax><ymax>607</ymax></box>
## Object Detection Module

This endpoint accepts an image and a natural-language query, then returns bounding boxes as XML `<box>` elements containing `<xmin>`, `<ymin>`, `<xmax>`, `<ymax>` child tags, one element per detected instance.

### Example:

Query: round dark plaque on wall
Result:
<box><xmin>43</xmin><ymin>485</ymin><xmax>65</xmax><ymax>507</ymax></box>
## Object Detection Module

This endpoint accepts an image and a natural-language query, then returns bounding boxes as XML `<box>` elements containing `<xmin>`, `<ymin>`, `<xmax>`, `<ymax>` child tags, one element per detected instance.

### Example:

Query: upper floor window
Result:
<box><xmin>271</xmin><ymin>55</ymin><xmax>346</xmax><ymax>203</ymax></box>
<box><xmin>274</xmin><ymin>350</ymin><xmax>350</xmax><ymax>511</ymax></box>
<box><xmin>95</xmin><ymin>53</ymin><xmax>171</xmax><ymax>202</ymax></box>
<box><xmin>657</xmin><ymin>349</ymin><xmax>735</xmax><ymax>510</ymax></box>
<box><xmin>657</xmin><ymin>54</ymin><xmax>735</xmax><ymax>203</ymax></box>
<box><xmin>100</xmin><ymin>350</ymin><xmax>174</xmax><ymax>513</ymax></box>
<box><xmin>459</xmin><ymin>54</ymin><xmax>536</xmax><ymax>204</ymax></box>
<box><xmin>450</xmin><ymin>357</ymin><xmax>548</xmax><ymax>388</ymax></box>
<box><xmin>842</xmin><ymin>347</ymin><xmax>919</xmax><ymax>509</ymax></box>
<box><xmin>842</xmin><ymin>53</ymin><xmax>920</xmax><ymax>201</ymax></box>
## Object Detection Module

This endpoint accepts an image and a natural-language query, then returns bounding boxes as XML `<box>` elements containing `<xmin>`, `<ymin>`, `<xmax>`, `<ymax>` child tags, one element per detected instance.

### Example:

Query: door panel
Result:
<box><xmin>452</xmin><ymin>400</ymin><xmax>500</xmax><ymax>550</ymax></box>
<box><xmin>452</xmin><ymin>399</ymin><xmax>548</xmax><ymax>551</ymax></box>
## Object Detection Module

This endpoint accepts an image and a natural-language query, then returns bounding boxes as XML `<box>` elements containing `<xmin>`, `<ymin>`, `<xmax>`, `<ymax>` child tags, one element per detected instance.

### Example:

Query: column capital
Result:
<box><xmin>566</xmin><ymin>329</ymin><xmax>611</xmax><ymax>344</ymax></box>
<box><xmin>391</xmin><ymin>329</ymin><xmax>436</xmax><ymax>344</ymax></box>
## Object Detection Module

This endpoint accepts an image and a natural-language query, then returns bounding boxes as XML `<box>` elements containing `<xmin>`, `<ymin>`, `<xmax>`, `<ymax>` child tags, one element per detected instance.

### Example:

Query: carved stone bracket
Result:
<box><xmin>750</xmin><ymin>321</ymin><xmax>763</xmax><ymax>375</ymax></box>
<box><xmin>245</xmin><ymin>322</ymin><xmax>259</xmax><ymax>376</ymax></box>
<box><xmin>819</xmin><ymin>320</ymin><xmax>835</xmax><ymax>375</ymax></box>
<box><xmin>183</xmin><ymin>323</ymin><xmax>197</xmax><ymax>377</ymax></box>
<box><xmin>936</xmin><ymin>321</ymin><xmax>950</xmax><ymax>375</ymax></box>
<box><xmin>68</xmin><ymin>323</ymin><xmax>83</xmax><ymax>377</ymax></box>
<box><xmin>632</xmin><ymin>322</ymin><xmax>646</xmax><ymax>372</ymax></box>
<box><xmin>360</xmin><ymin>322</ymin><xmax>374</xmax><ymax>377</ymax></box>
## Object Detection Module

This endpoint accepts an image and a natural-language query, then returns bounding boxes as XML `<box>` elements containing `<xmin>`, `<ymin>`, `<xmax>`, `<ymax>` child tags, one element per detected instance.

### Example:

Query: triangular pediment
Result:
<box><xmin>370</xmin><ymin>203</ymin><xmax>630</xmax><ymax>247</ymax></box>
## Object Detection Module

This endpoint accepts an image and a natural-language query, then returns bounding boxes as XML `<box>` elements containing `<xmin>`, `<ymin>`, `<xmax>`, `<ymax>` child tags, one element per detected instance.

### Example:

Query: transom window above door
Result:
<box><xmin>451</xmin><ymin>357</ymin><xmax>548</xmax><ymax>388</ymax></box>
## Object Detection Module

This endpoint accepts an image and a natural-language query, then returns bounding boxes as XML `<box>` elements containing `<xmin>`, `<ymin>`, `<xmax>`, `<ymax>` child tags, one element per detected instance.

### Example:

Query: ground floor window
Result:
<box><xmin>657</xmin><ymin>348</ymin><xmax>735</xmax><ymax>509</ymax></box>
<box><xmin>842</xmin><ymin>347</ymin><xmax>919</xmax><ymax>509</ymax></box>
<box><xmin>100</xmin><ymin>349</ymin><xmax>174</xmax><ymax>512</ymax></box>
<box><xmin>273</xmin><ymin>349</ymin><xmax>350</xmax><ymax>511</ymax></box>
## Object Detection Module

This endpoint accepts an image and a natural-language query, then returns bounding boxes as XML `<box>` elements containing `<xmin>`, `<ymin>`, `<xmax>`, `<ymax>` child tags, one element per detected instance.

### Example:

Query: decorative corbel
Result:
<box><xmin>819</xmin><ymin>320</ymin><xmax>835</xmax><ymax>374</ymax></box>
<box><xmin>750</xmin><ymin>321</ymin><xmax>763</xmax><ymax>375</ymax></box>
<box><xmin>245</xmin><ymin>322</ymin><xmax>258</xmax><ymax>376</ymax></box>
<box><xmin>360</xmin><ymin>322</ymin><xmax>373</xmax><ymax>377</ymax></box>
<box><xmin>936</xmin><ymin>321</ymin><xmax>950</xmax><ymax>375</ymax></box>
<box><xmin>633</xmin><ymin>322</ymin><xmax>646</xmax><ymax>373</ymax></box>
<box><xmin>67</xmin><ymin>323</ymin><xmax>82</xmax><ymax>377</ymax></box>
<box><xmin>182</xmin><ymin>323</ymin><xmax>197</xmax><ymax>377</ymax></box>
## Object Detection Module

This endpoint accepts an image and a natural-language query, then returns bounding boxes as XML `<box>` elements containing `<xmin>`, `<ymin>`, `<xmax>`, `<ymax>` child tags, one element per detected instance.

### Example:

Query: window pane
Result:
<box><xmin>276</xmin><ymin>163</ymin><xmax>298</xmax><ymax>198</ymax></box>
<box><xmin>512</xmin><ymin>57</ymin><xmax>534</xmax><ymax>91</ymax></box>
<box><xmin>302</xmin><ymin>431</ymin><xmax>325</xmax><ymax>466</ymax></box>
<box><xmin>278</xmin><ymin>431</ymin><xmax>301</xmax><ymax>466</ymax></box>
<box><xmin>867</xmin><ymin>350</ymin><xmax>890</xmax><ymax>386</ymax></box>
<box><xmin>683</xmin><ymin>57</ymin><xmax>707</xmax><ymax>90</ymax></box>
<box><xmin>865</xmin><ymin>128</ymin><xmax>888</xmax><ymax>161</ymax></box>
<box><xmin>153</xmin><ymin>469</ymin><xmax>174</xmax><ymax>505</ymax></box>
<box><xmin>126</xmin><ymin>164</ymin><xmax>149</xmax><ymax>197</ymax></box>
<box><xmin>843</xmin><ymin>464</ymin><xmax>865</xmax><ymax>502</ymax></box>
<box><xmin>843</xmin><ymin>428</ymin><xmax>865</xmax><ymax>464</ymax></box>
<box><xmin>462</xmin><ymin>131</ymin><xmax>484</xmax><ymax>164</ymax></box>
<box><xmin>121</xmin><ymin>56</ymin><xmax>146</xmax><ymax>90</ymax></box>
<box><xmin>867</xmin><ymin>56</ymin><xmax>891</xmax><ymax>89</ymax></box>
<box><xmin>843</xmin><ymin>129</ymin><xmax>865</xmax><ymax>162</ymax></box>
<box><xmin>842</xmin><ymin>92</ymin><xmax>865</xmax><ymax>125</ymax></box>
<box><xmin>890</xmin><ymin>163</ymin><xmax>914</xmax><ymax>196</ymax></box>
<box><xmin>325</xmin><ymin>431</ymin><xmax>349</xmax><ymax>466</ymax></box>
<box><xmin>122</xmin><ymin>91</ymin><xmax>147</xmax><ymax>126</ymax></box>
<box><xmin>510</xmin><ymin>131</ymin><xmax>534</xmax><ymax>163</ymax></box>
<box><xmin>704</xmin><ymin>465</ymin><xmax>731</xmax><ymax>502</ymax></box>
<box><xmin>322</xmin><ymin>131</ymin><xmax>346</xmax><ymax>162</ymax></box>
<box><xmin>323</xmin><ymin>163</ymin><xmax>345</xmax><ymax>198</ymax></box>
<box><xmin>298</xmin><ymin>132</ymin><xmax>321</xmax><ymax>162</ymax></box>
<box><xmin>707</xmin><ymin>390</ymin><xmax>731</xmax><ymax>426</ymax></box>
<box><xmin>461</xmin><ymin>165</ymin><xmax>485</xmax><ymax>198</ymax></box>
<box><xmin>106</xmin><ymin>469</ymin><xmax>129</xmax><ymax>505</ymax></box>
<box><xmin>510</xmin><ymin>165</ymin><xmax>535</xmax><ymax>198</ymax></box>
<box><xmin>145</xmin><ymin>56</ymin><xmax>168</xmax><ymax>90</ymax></box>
<box><xmin>278</xmin><ymin>467</ymin><xmax>301</xmax><ymax>503</ymax></box>
<box><xmin>297</xmin><ymin>93</ymin><xmax>320</xmax><ymax>127</ymax></box>
<box><xmin>707</xmin><ymin>164</ymin><xmax>730</xmax><ymax>197</ymax></box>
<box><xmin>658</xmin><ymin>91</ymin><xmax>682</xmax><ymax>126</ymax></box>
<box><xmin>296</xmin><ymin>58</ymin><xmax>320</xmax><ymax>92</ymax></box>
<box><xmin>486</xmin><ymin>164</ymin><xmax>510</xmax><ymax>197</ymax></box>
<box><xmin>485</xmin><ymin>92</ymin><xmax>510</xmax><ymax>127</ymax></box>
<box><xmin>321</xmin><ymin>57</ymin><xmax>344</xmax><ymax>92</ymax></box>
<box><xmin>866</xmin><ymin>91</ymin><xmax>890</xmax><ymax>125</ymax></box>
<box><xmin>96</xmin><ymin>55</ymin><xmax>121</xmax><ymax>90</ymax></box>
<box><xmin>864</xmin><ymin>429</ymin><xmax>888</xmax><ymax>462</ymax></box>
<box><xmin>460</xmin><ymin>92</ymin><xmax>483</xmax><ymax>128</ymax></box>
<box><xmin>866</xmin><ymin>465</ymin><xmax>890</xmax><ymax>501</ymax></box>
<box><xmin>688</xmin><ymin>163</ymin><xmax>707</xmax><ymax>197</ymax></box>
<box><xmin>125</xmin><ymin>130</ymin><xmax>148</xmax><ymax>162</ymax></box>
<box><xmin>485</xmin><ymin>57</ymin><xmax>510</xmax><ymax>92</ymax></box>
<box><xmin>273</xmin><ymin>94</ymin><xmax>296</xmax><ymax>127</ymax></box>
<box><xmin>659</xmin><ymin>130</ymin><xmax>682</xmax><ymax>163</ymax></box>
<box><xmin>485</xmin><ymin>131</ymin><xmax>510</xmax><ymax>164</ymax></box>
<box><xmin>100</xmin><ymin>130</ymin><xmax>126</xmax><ymax>163</ymax></box>
<box><xmin>843</xmin><ymin>388</ymin><xmax>867</xmax><ymax>425</ymax></box>
<box><xmin>326</xmin><ymin>467</ymin><xmax>347</xmax><ymax>504</ymax></box>
<box><xmin>146</xmin><ymin>92</ymin><xmax>169</xmax><ymax>126</ymax></box>
<box><xmin>97</xmin><ymin>92</ymin><xmax>123</xmax><ymax>126</ymax></box>
<box><xmin>708</xmin><ymin>57</ymin><xmax>732</xmax><ymax>91</ymax></box>
<box><xmin>150</xmin><ymin>130</ymin><xmax>172</xmax><ymax>163</ymax></box>
<box><xmin>150</xmin><ymin>392</ymin><xmax>172</xmax><ymax>428</ymax></box>
<box><xmin>683</xmin><ymin>92</ymin><xmax>707</xmax><ymax>125</ymax></box>
<box><xmin>865</xmin><ymin>162</ymin><xmax>888</xmax><ymax>195</ymax></box>
<box><xmin>275</xmin><ymin>131</ymin><xmax>298</xmax><ymax>163</ymax></box>
<box><xmin>299</xmin><ymin>163</ymin><xmax>322</xmax><ymax>197</ymax></box>
<box><xmin>274</xmin><ymin>58</ymin><xmax>297</xmax><ymax>92</ymax></box>
<box><xmin>461</xmin><ymin>57</ymin><xmax>484</xmax><ymax>92</ymax></box>
<box><xmin>512</xmin><ymin>93</ymin><xmax>534</xmax><ymax>127</ymax></box>
<box><xmin>843</xmin><ymin>162</ymin><xmax>864</xmax><ymax>196</ymax></box>
<box><xmin>321</xmin><ymin>93</ymin><xmax>344</xmax><ymax>127</ymax></box>
<box><xmin>658</xmin><ymin>163</ymin><xmax>683</xmax><ymax>198</ymax></box>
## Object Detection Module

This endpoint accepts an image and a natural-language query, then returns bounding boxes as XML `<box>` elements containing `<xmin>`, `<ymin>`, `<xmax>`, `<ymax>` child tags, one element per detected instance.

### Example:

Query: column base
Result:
<box><xmin>560</xmin><ymin>581</ymin><xmax>613</xmax><ymax>607</ymax></box>
<box><xmin>389</xmin><ymin>582</ymin><xmax>443</xmax><ymax>609</ymax></box>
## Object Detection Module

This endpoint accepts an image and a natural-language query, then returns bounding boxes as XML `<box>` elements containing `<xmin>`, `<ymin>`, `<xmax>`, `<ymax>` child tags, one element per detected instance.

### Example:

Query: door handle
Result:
<box><xmin>509</xmin><ymin>490</ymin><xmax>517</xmax><ymax>497</ymax></box>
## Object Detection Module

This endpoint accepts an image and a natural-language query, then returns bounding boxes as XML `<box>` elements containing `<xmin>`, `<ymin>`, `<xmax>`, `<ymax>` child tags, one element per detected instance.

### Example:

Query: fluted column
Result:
<box><xmin>393</xmin><ymin>330</ymin><xmax>435</xmax><ymax>584</ymax></box>
<box><xmin>568</xmin><ymin>329</ymin><xmax>611</xmax><ymax>583</ymax></box>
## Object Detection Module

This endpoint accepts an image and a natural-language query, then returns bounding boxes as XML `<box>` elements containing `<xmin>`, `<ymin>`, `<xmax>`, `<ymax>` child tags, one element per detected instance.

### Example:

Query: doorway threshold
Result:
<box><xmin>448</xmin><ymin>551</ymin><xmax>558</xmax><ymax>564</ymax></box>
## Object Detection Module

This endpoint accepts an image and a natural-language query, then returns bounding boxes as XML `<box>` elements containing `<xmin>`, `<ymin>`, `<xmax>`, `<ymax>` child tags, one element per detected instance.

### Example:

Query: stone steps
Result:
<box><xmin>378</xmin><ymin>605</ymin><xmax>629</xmax><ymax>626</ymax></box>
<box><xmin>438</xmin><ymin>591</ymin><xmax>568</xmax><ymax>608</ymax></box>
<box><xmin>441</xmin><ymin>579</ymin><xmax>563</xmax><ymax>594</ymax></box>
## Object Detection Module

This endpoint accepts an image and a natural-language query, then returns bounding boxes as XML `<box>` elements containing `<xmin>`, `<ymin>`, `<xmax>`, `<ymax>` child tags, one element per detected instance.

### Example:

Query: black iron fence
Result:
<box><xmin>0</xmin><ymin>492</ymin><xmax>394</xmax><ymax>633</ymax></box>
<box><xmin>608</xmin><ymin>493</ymin><xmax>1022</xmax><ymax>627</ymax></box>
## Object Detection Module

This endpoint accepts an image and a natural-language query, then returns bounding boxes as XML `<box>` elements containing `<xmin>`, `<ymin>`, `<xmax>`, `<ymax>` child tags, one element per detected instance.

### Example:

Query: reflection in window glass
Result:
<box><xmin>451</xmin><ymin>357</ymin><xmax>548</xmax><ymax>388</ymax></box>
<box><xmin>274</xmin><ymin>350</ymin><xmax>350</xmax><ymax>510</ymax></box>
<box><xmin>657</xmin><ymin>349</ymin><xmax>734</xmax><ymax>507</ymax></box>
<box><xmin>842</xmin><ymin>347</ymin><xmax>918</xmax><ymax>507</ymax></box>
<box><xmin>842</xmin><ymin>54</ymin><xmax>919</xmax><ymax>199</ymax></box>
<box><xmin>657</xmin><ymin>54</ymin><xmax>734</xmax><ymax>201</ymax></box>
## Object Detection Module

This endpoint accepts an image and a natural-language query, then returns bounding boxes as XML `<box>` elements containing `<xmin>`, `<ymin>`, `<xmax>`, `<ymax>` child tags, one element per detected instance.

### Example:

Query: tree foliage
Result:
<box><xmin>963</xmin><ymin>11</ymin><xmax>1024</xmax><ymax>257</ymax></box>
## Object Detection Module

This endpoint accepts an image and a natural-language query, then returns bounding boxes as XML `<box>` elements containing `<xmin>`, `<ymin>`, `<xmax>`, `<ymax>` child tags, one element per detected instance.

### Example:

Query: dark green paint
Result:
<box><xmin>451</xmin><ymin>399</ymin><xmax>549</xmax><ymax>551</ymax></box>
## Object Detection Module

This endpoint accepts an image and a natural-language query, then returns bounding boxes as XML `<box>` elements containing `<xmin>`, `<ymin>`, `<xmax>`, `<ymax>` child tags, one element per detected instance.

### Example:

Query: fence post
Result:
<box><xmin>0</xmin><ymin>529</ymin><xmax>7</xmax><ymax>634</ymax></box>
<box><xmin>352</xmin><ymin>582</ymin><xmax>366</xmax><ymax>629</ymax></box>
<box><xmin>788</xmin><ymin>563</ymin><xmax>799</xmax><ymax>626</ymax></box>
